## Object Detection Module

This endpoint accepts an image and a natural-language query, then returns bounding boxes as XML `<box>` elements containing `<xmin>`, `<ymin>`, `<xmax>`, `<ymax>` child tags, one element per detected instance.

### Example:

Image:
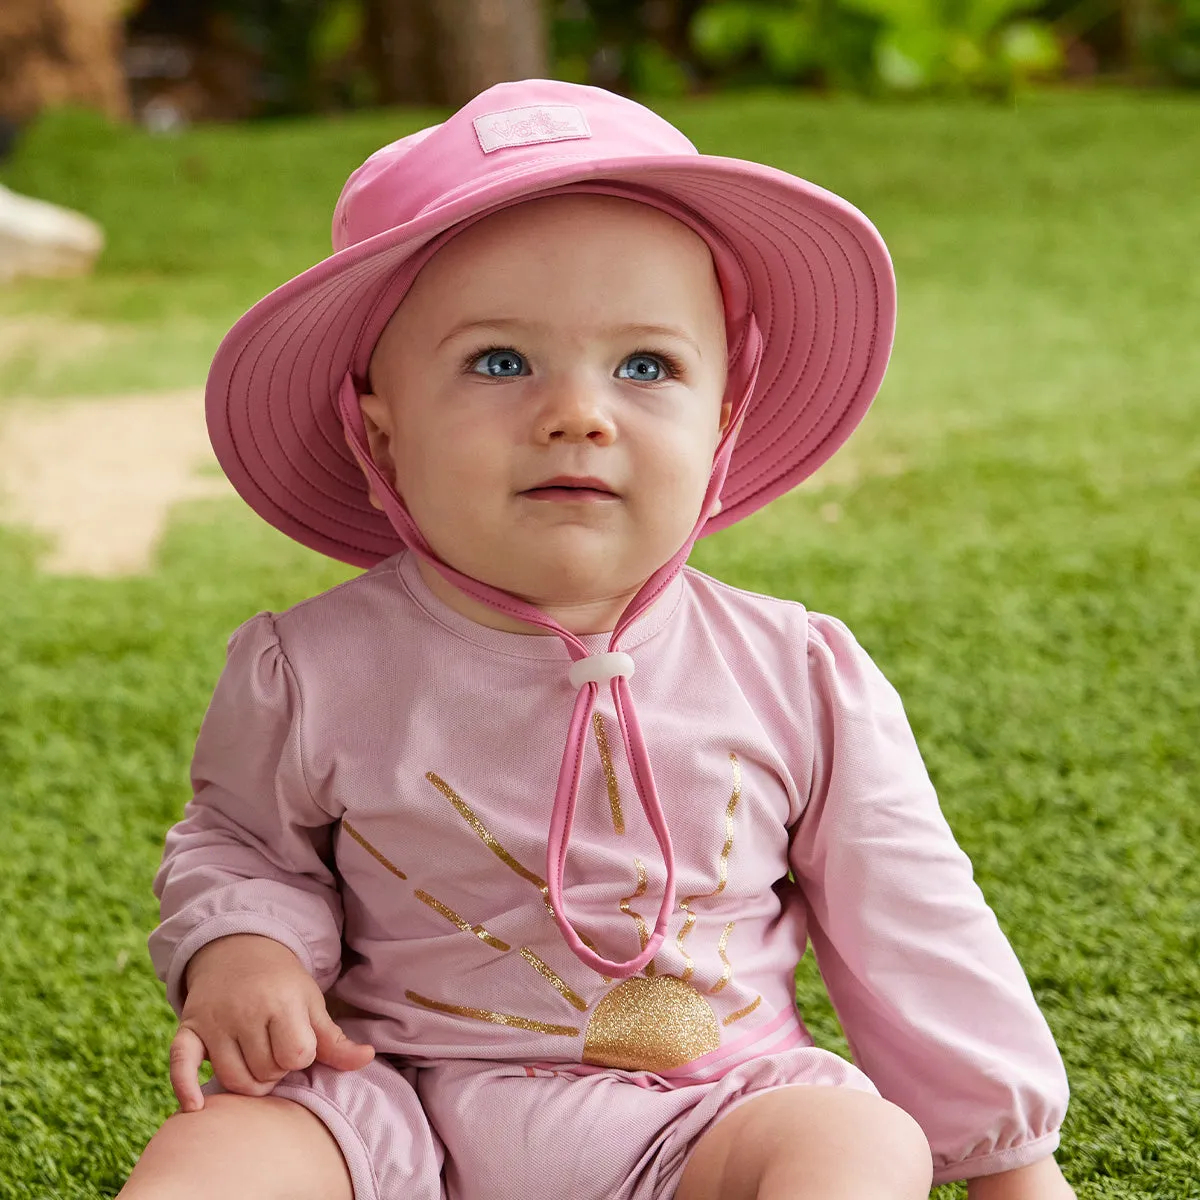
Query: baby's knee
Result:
<box><xmin>744</xmin><ymin>1087</ymin><xmax>932</xmax><ymax>1197</ymax></box>
<box><xmin>856</xmin><ymin>1094</ymin><xmax>934</xmax><ymax>1190</ymax></box>
<box><xmin>119</xmin><ymin>1092</ymin><xmax>352</xmax><ymax>1200</ymax></box>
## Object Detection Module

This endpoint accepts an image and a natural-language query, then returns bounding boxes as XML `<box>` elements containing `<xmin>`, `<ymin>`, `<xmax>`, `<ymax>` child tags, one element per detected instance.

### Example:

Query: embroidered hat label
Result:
<box><xmin>473</xmin><ymin>105</ymin><xmax>592</xmax><ymax>154</ymax></box>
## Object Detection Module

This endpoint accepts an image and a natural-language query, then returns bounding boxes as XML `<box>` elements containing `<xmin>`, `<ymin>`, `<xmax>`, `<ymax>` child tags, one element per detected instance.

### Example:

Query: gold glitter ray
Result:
<box><xmin>425</xmin><ymin>771</ymin><xmax>554</xmax><ymax>914</ymax></box>
<box><xmin>620</xmin><ymin>858</ymin><xmax>656</xmax><ymax>977</ymax></box>
<box><xmin>414</xmin><ymin>889</ymin><xmax>510</xmax><ymax>952</ymax></box>
<box><xmin>579</xmin><ymin>933</ymin><xmax>613</xmax><ymax>983</ymax></box>
<box><xmin>591</xmin><ymin>712</ymin><xmax>625</xmax><ymax>835</ymax></box>
<box><xmin>676</xmin><ymin>754</ymin><xmax>743</xmax><ymax>984</ymax></box>
<box><xmin>341</xmin><ymin>820</ymin><xmax>407</xmax><ymax>880</ymax></box>
<box><xmin>709</xmin><ymin>922</ymin><xmax>736</xmax><ymax>994</ymax></box>
<box><xmin>722</xmin><ymin>995</ymin><xmax>762</xmax><ymax>1026</ymax></box>
<box><xmin>406</xmin><ymin>991</ymin><xmax>579</xmax><ymax>1036</ymax></box>
<box><xmin>519</xmin><ymin>949</ymin><xmax>589</xmax><ymax>1011</ymax></box>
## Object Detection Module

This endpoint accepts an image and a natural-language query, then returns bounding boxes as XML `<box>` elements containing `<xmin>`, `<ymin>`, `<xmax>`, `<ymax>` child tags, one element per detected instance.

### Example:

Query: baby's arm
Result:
<box><xmin>789</xmin><ymin>613</ymin><xmax>1071</xmax><ymax>1190</ymax></box>
<box><xmin>151</xmin><ymin>613</ymin><xmax>370</xmax><ymax>1107</ymax></box>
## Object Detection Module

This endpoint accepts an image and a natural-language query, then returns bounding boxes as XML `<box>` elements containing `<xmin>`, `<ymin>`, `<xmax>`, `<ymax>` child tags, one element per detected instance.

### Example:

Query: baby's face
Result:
<box><xmin>360</xmin><ymin>193</ymin><xmax>728</xmax><ymax>613</ymax></box>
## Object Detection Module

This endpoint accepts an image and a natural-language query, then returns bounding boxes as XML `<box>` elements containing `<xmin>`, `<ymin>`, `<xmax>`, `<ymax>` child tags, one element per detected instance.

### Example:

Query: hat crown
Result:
<box><xmin>332</xmin><ymin>79</ymin><xmax>697</xmax><ymax>251</ymax></box>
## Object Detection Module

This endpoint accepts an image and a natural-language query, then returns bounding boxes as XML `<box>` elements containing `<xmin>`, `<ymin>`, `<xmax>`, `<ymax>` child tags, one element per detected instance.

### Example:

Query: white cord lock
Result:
<box><xmin>568</xmin><ymin>652</ymin><xmax>636</xmax><ymax>690</ymax></box>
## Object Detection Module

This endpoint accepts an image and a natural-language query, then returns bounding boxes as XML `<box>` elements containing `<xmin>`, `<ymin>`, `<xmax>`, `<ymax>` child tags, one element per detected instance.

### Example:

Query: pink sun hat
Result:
<box><xmin>206</xmin><ymin>77</ymin><xmax>896</xmax><ymax>569</ymax></box>
<box><xmin>204</xmin><ymin>78</ymin><xmax>897</xmax><ymax>981</ymax></box>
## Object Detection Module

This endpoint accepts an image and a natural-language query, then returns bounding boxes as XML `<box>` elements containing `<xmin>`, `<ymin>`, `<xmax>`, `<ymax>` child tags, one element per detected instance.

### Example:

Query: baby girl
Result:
<box><xmin>120</xmin><ymin>79</ymin><xmax>1075</xmax><ymax>1200</ymax></box>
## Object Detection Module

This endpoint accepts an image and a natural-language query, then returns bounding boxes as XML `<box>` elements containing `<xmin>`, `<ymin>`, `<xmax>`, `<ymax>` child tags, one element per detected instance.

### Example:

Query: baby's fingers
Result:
<box><xmin>169</xmin><ymin>1025</ymin><xmax>208</xmax><ymax>1113</ymax></box>
<box><xmin>208</xmin><ymin>1035</ymin><xmax>284</xmax><ymax>1099</ymax></box>
<box><xmin>268</xmin><ymin>1010</ymin><xmax>318</xmax><ymax>1073</ymax></box>
<box><xmin>237</xmin><ymin>1025</ymin><xmax>292</xmax><ymax>1085</ymax></box>
<box><xmin>311</xmin><ymin>1005</ymin><xmax>375</xmax><ymax>1072</ymax></box>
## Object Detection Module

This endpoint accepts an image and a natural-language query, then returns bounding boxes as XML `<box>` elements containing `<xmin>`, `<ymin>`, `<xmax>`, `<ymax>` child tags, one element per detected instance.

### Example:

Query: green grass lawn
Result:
<box><xmin>1</xmin><ymin>91</ymin><xmax>1198</xmax><ymax>1197</ymax></box>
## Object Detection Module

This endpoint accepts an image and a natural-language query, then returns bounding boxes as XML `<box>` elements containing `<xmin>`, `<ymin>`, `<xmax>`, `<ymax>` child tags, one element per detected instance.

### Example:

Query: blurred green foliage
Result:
<box><xmin>552</xmin><ymin>0</ymin><xmax>1200</xmax><ymax>94</ymax></box>
<box><xmin>692</xmin><ymin>0</ymin><xmax>1197</xmax><ymax>90</ymax></box>
<box><xmin>117</xmin><ymin>0</ymin><xmax>1200</xmax><ymax>112</ymax></box>
<box><xmin>1154</xmin><ymin>0</ymin><xmax>1200</xmax><ymax>81</ymax></box>
<box><xmin>690</xmin><ymin>0</ymin><xmax>878</xmax><ymax>88</ymax></box>
<box><xmin>692</xmin><ymin>0</ymin><xmax>1059</xmax><ymax>94</ymax></box>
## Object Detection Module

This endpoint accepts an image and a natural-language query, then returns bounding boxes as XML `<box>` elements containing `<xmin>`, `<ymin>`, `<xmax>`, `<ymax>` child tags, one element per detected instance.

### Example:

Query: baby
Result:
<box><xmin>121</xmin><ymin>80</ymin><xmax>1075</xmax><ymax>1200</ymax></box>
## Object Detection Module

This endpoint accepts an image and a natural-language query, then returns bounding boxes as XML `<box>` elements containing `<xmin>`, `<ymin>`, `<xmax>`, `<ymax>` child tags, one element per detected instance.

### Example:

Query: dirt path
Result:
<box><xmin>0</xmin><ymin>390</ymin><xmax>233</xmax><ymax>575</ymax></box>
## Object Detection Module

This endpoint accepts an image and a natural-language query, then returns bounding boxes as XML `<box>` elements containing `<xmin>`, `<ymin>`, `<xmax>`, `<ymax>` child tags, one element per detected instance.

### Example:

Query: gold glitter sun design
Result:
<box><xmin>341</xmin><ymin>714</ymin><xmax>760</xmax><ymax>1073</ymax></box>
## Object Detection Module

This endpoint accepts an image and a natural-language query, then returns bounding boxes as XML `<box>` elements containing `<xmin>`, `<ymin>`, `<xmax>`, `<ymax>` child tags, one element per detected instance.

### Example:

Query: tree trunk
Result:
<box><xmin>363</xmin><ymin>0</ymin><xmax>441</xmax><ymax>105</ymax></box>
<box><xmin>0</xmin><ymin>0</ymin><xmax>129</xmax><ymax>126</ymax></box>
<box><xmin>366</xmin><ymin>0</ymin><xmax>548</xmax><ymax>107</ymax></box>
<box><xmin>661</xmin><ymin>0</ymin><xmax>707</xmax><ymax>63</ymax></box>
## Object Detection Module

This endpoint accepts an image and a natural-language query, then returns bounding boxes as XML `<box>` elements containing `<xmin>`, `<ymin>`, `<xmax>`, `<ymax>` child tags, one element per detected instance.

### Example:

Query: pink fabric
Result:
<box><xmin>151</xmin><ymin>552</ymin><xmax>1068</xmax><ymax>1185</ymax></box>
<box><xmin>212</xmin><ymin>1047</ymin><xmax>882</xmax><ymax>1200</ymax></box>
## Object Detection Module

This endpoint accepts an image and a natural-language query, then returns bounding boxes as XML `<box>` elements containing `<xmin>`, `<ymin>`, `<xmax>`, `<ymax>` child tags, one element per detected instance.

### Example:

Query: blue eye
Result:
<box><xmin>617</xmin><ymin>354</ymin><xmax>667</xmax><ymax>381</ymax></box>
<box><xmin>471</xmin><ymin>349</ymin><xmax>527</xmax><ymax>377</ymax></box>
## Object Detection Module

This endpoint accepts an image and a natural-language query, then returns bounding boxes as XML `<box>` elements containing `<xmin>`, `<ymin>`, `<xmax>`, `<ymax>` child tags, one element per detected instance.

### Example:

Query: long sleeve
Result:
<box><xmin>789</xmin><ymin>613</ymin><xmax>1069</xmax><ymax>1185</ymax></box>
<box><xmin>149</xmin><ymin>611</ymin><xmax>344</xmax><ymax>1015</ymax></box>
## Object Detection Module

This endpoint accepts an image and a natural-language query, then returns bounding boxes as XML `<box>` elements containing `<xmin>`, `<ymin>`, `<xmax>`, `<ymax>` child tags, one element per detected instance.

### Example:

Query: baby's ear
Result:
<box><xmin>356</xmin><ymin>393</ymin><xmax>397</xmax><ymax>510</ymax></box>
<box><xmin>719</xmin><ymin>400</ymin><xmax>734</xmax><ymax>434</ymax></box>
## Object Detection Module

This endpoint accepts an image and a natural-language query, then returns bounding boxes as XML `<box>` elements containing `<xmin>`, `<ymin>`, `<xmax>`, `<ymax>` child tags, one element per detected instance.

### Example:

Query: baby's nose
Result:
<box><xmin>537</xmin><ymin>384</ymin><xmax>616</xmax><ymax>444</ymax></box>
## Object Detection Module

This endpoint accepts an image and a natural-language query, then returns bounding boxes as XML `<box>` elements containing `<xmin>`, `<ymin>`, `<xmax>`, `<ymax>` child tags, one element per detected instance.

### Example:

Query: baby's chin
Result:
<box><xmin>457</xmin><ymin>540</ymin><xmax>670</xmax><ymax>614</ymax></box>
<box><xmin>493</xmin><ymin>558</ymin><xmax>646</xmax><ymax>608</ymax></box>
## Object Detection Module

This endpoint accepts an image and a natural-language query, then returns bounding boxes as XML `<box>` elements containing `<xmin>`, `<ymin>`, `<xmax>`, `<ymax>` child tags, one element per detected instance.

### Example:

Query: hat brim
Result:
<box><xmin>206</xmin><ymin>153</ymin><xmax>895</xmax><ymax>568</ymax></box>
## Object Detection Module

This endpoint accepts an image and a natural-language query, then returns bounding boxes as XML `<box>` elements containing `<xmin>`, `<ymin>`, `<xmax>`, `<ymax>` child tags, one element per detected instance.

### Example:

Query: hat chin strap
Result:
<box><xmin>336</xmin><ymin>321</ymin><xmax>761</xmax><ymax>979</ymax></box>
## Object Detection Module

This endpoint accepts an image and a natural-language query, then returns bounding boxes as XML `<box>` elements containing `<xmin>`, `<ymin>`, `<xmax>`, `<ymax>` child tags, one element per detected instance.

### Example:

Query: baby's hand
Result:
<box><xmin>169</xmin><ymin>933</ymin><xmax>375</xmax><ymax>1112</ymax></box>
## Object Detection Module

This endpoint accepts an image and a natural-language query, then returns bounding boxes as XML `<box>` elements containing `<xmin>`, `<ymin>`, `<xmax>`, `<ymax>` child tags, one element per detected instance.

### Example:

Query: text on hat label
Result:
<box><xmin>473</xmin><ymin>105</ymin><xmax>593</xmax><ymax>154</ymax></box>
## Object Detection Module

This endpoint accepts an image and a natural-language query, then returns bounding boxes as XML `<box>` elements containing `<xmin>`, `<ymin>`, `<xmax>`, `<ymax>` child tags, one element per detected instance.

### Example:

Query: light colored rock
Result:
<box><xmin>0</xmin><ymin>184</ymin><xmax>104</xmax><ymax>281</ymax></box>
<box><xmin>0</xmin><ymin>389</ymin><xmax>233</xmax><ymax>575</ymax></box>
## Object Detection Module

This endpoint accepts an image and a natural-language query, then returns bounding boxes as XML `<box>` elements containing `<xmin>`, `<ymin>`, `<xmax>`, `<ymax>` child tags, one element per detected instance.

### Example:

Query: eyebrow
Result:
<box><xmin>437</xmin><ymin>319</ymin><xmax>704</xmax><ymax>357</ymax></box>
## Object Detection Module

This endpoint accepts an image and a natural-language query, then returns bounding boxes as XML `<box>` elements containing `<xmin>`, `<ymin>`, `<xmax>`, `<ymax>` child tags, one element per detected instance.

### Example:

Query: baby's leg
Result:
<box><xmin>673</xmin><ymin>1086</ymin><xmax>933</xmax><ymax>1200</ymax></box>
<box><xmin>118</xmin><ymin>1093</ymin><xmax>352</xmax><ymax>1200</ymax></box>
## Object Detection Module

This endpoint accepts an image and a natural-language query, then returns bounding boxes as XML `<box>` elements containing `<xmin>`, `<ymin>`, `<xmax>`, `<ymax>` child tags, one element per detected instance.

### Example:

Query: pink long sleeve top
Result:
<box><xmin>150</xmin><ymin>549</ymin><xmax>1068</xmax><ymax>1183</ymax></box>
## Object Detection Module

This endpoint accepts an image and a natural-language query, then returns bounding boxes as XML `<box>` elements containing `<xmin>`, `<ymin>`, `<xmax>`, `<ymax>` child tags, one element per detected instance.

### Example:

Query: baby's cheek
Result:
<box><xmin>625</xmin><ymin>492</ymin><xmax>702</xmax><ymax>570</ymax></box>
<box><xmin>643</xmin><ymin>452</ymin><xmax>711</xmax><ymax>520</ymax></box>
<box><xmin>404</xmin><ymin>444</ymin><xmax>491</xmax><ymax>513</ymax></box>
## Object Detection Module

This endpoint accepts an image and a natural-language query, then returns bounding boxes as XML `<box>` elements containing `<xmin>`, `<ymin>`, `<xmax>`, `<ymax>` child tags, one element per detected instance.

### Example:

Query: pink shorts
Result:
<box><xmin>241</xmin><ymin>1047</ymin><xmax>879</xmax><ymax>1200</ymax></box>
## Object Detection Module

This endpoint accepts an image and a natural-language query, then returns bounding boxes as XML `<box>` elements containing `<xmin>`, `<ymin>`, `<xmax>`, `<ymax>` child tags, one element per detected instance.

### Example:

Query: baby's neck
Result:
<box><xmin>415</xmin><ymin>558</ymin><xmax>642</xmax><ymax>636</ymax></box>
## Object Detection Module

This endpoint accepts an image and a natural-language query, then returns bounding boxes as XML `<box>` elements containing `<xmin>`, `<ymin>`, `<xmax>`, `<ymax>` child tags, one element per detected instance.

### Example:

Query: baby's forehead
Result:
<box><xmin>464</xmin><ymin>196</ymin><xmax>705</xmax><ymax>273</ymax></box>
<box><xmin>386</xmin><ymin>193</ymin><xmax>724</xmax><ymax>328</ymax></box>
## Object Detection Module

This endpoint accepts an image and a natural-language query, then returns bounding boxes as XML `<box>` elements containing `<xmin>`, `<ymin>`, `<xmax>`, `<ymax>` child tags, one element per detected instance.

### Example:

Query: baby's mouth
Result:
<box><xmin>520</xmin><ymin>476</ymin><xmax>620</xmax><ymax>503</ymax></box>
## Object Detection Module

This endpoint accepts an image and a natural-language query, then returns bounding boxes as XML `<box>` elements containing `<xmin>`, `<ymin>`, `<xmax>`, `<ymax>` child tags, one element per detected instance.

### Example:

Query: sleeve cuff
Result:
<box><xmin>163</xmin><ymin>912</ymin><xmax>330</xmax><ymax>1015</ymax></box>
<box><xmin>932</xmin><ymin>1129</ymin><xmax>1062</xmax><ymax>1186</ymax></box>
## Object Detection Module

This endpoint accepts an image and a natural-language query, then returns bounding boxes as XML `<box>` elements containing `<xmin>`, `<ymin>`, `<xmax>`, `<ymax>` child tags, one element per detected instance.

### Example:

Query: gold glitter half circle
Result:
<box><xmin>582</xmin><ymin>975</ymin><xmax>720</xmax><ymax>1072</ymax></box>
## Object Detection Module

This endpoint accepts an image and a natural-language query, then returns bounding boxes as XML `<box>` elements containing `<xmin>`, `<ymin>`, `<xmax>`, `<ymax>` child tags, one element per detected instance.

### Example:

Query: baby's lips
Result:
<box><xmin>520</xmin><ymin>474</ymin><xmax>620</xmax><ymax>496</ymax></box>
